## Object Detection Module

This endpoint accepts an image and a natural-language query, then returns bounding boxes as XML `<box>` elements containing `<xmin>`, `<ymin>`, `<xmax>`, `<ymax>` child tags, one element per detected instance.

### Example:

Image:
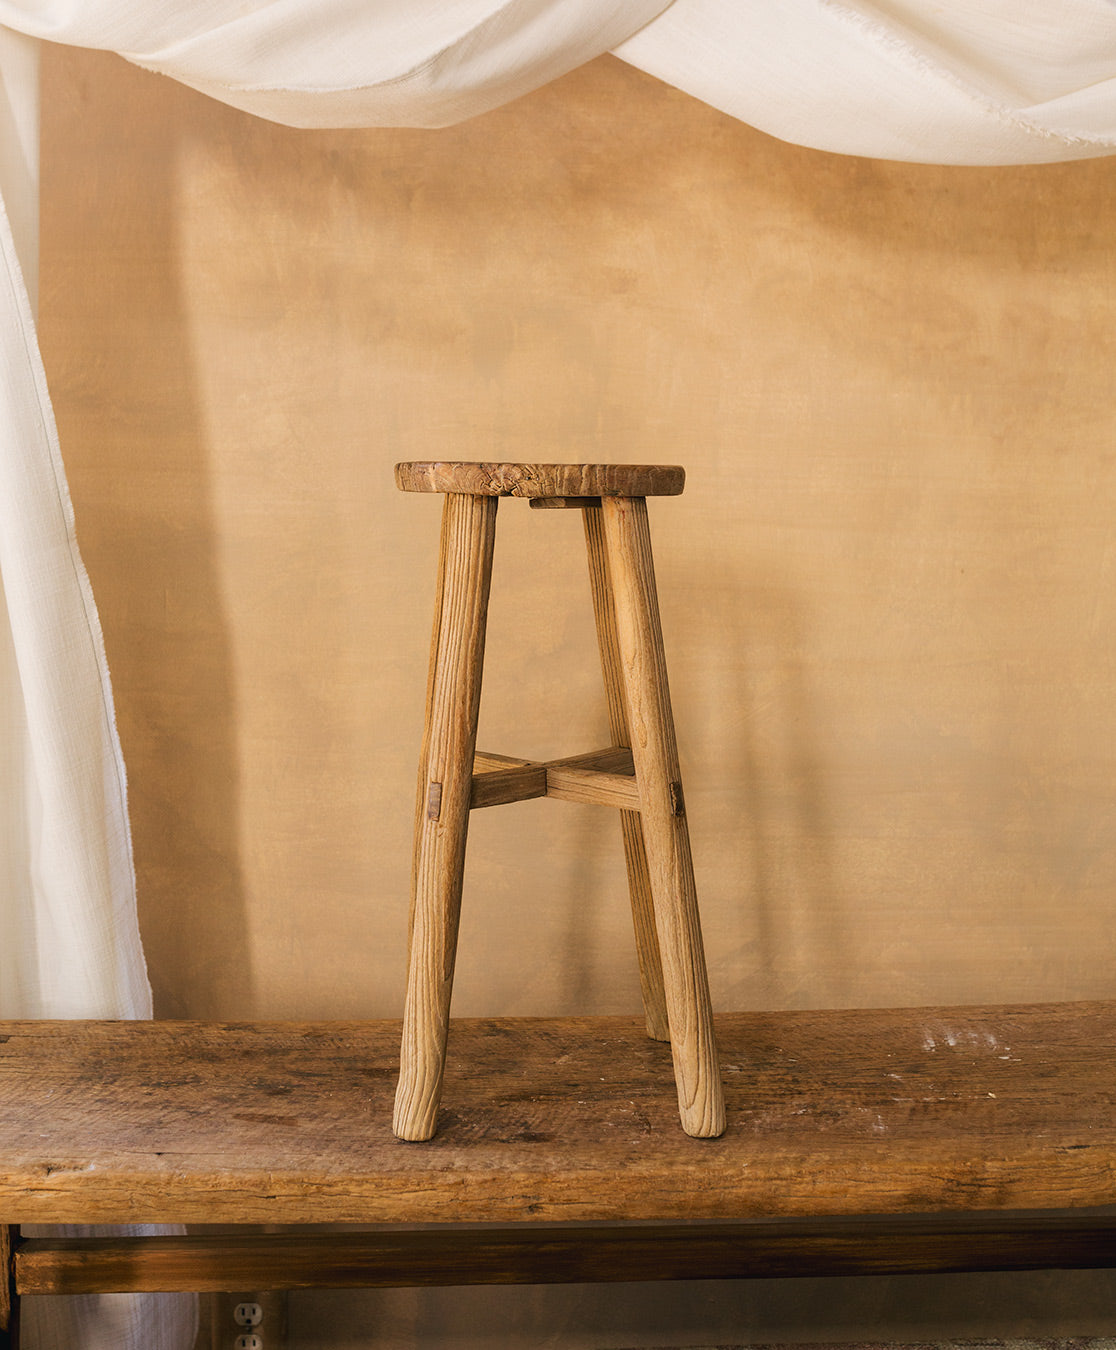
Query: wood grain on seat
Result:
<box><xmin>394</xmin><ymin>462</ymin><xmax>685</xmax><ymax>498</ymax></box>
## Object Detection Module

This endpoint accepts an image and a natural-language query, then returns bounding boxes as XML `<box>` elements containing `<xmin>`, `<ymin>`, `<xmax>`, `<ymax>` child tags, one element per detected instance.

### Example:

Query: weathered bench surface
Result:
<box><xmin>1</xmin><ymin>1004</ymin><xmax>1113</xmax><ymax>1225</ymax></box>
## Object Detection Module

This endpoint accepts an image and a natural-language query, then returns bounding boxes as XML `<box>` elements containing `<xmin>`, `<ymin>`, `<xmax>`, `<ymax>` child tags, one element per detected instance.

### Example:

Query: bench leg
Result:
<box><xmin>583</xmin><ymin>501</ymin><xmax>670</xmax><ymax>1041</ymax></box>
<box><xmin>394</xmin><ymin>493</ymin><xmax>498</xmax><ymax>1141</ymax></box>
<box><xmin>1</xmin><ymin>1225</ymin><xmax>18</xmax><ymax>1350</ymax></box>
<box><xmin>601</xmin><ymin>495</ymin><xmax>725</xmax><ymax>1139</ymax></box>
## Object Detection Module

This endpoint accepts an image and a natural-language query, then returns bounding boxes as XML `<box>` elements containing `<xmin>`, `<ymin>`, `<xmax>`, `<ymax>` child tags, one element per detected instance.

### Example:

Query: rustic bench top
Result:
<box><xmin>1</xmin><ymin>1004</ymin><xmax>1113</xmax><ymax>1225</ymax></box>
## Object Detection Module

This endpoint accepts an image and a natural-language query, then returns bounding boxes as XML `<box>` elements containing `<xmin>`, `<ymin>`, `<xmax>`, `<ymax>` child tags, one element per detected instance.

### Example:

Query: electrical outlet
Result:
<box><xmin>210</xmin><ymin>1291</ymin><xmax>287</xmax><ymax>1349</ymax></box>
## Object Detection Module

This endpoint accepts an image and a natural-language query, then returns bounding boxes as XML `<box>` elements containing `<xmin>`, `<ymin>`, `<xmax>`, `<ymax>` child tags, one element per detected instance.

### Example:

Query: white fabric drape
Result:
<box><xmin>0</xmin><ymin>182</ymin><xmax>146</xmax><ymax>1026</ymax></box>
<box><xmin>616</xmin><ymin>0</ymin><xmax>1116</xmax><ymax>164</ymax></box>
<box><xmin>0</xmin><ymin>27</ymin><xmax>197</xmax><ymax>1350</ymax></box>
<box><xmin>0</xmin><ymin>4</ymin><xmax>1115</xmax><ymax>1348</ymax></box>
<box><xmin>0</xmin><ymin>0</ymin><xmax>674</xmax><ymax>127</ymax></box>
<box><xmin>3</xmin><ymin>0</ymin><xmax>1116</xmax><ymax>158</ymax></box>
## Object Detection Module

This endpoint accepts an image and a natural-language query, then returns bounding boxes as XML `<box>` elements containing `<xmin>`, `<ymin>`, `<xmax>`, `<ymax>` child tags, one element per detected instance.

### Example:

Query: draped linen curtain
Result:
<box><xmin>1</xmin><ymin>3</ymin><xmax>1114</xmax><ymax>1348</ymax></box>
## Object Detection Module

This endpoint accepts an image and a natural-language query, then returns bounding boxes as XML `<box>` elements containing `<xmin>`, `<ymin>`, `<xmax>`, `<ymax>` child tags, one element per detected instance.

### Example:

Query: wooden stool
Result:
<box><xmin>392</xmin><ymin>462</ymin><xmax>725</xmax><ymax>1142</ymax></box>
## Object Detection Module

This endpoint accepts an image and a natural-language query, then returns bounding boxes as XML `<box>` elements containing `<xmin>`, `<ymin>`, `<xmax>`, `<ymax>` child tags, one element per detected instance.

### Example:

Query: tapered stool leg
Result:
<box><xmin>394</xmin><ymin>493</ymin><xmax>498</xmax><ymax>1141</ymax></box>
<box><xmin>583</xmin><ymin>502</ymin><xmax>670</xmax><ymax>1042</ymax></box>
<box><xmin>600</xmin><ymin>495</ymin><xmax>725</xmax><ymax>1139</ymax></box>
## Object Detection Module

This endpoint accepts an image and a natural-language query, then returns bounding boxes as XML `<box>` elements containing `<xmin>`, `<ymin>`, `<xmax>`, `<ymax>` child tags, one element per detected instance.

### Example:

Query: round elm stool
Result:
<box><xmin>392</xmin><ymin>462</ymin><xmax>725</xmax><ymax>1142</ymax></box>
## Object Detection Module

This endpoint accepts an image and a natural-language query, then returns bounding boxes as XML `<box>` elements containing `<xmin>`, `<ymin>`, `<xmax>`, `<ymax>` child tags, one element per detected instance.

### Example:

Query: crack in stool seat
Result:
<box><xmin>392</xmin><ymin>461</ymin><xmax>725</xmax><ymax>1142</ymax></box>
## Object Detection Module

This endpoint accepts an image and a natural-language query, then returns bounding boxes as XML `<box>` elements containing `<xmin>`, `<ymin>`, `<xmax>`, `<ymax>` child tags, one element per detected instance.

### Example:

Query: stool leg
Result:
<box><xmin>583</xmin><ymin>502</ymin><xmax>670</xmax><ymax>1042</ymax></box>
<box><xmin>600</xmin><ymin>495</ymin><xmax>725</xmax><ymax>1139</ymax></box>
<box><xmin>394</xmin><ymin>492</ymin><xmax>498</xmax><ymax>1141</ymax></box>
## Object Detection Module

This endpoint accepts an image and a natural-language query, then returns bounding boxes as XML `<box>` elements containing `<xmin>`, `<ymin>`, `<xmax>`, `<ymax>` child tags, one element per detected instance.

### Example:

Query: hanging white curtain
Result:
<box><xmin>616</xmin><ymin>0</ymin><xmax>1116</xmax><ymax>164</ymax></box>
<box><xmin>0</xmin><ymin>3</ymin><xmax>1114</xmax><ymax>1348</ymax></box>
<box><xmin>4</xmin><ymin>0</ymin><xmax>1116</xmax><ymax>156</ymax></box>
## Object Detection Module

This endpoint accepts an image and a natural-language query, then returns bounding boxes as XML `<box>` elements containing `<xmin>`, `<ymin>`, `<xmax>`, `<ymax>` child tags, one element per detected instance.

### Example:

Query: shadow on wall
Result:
<box><xmin>670</xmin><ymin>544</ymin><xmax>849</xmax><ymax>1012</ymax></box>
<box><xmin>40</xmin><ymin>44</ymin><xmax>255</xmax><ymax>1018</ymax></box>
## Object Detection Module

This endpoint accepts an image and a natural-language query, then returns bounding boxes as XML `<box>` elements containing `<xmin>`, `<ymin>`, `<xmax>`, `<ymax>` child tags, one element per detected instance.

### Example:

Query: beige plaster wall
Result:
<box><xmin>43</xmin><ymin>45</ymin><xmax>1116</xmax><ymax>1027</ymax></box>
<box><xmin>40</xmin><ymin>42</ymin><xmax>1116</xmax><ymax>1347</ymax></box>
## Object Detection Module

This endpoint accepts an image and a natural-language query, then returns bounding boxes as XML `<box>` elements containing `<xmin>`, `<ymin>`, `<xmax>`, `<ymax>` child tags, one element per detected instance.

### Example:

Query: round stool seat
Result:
<box><xmin>395</xmin><ymin>461</ymin><xmax>685</xmax><ymax>499</ymax></box>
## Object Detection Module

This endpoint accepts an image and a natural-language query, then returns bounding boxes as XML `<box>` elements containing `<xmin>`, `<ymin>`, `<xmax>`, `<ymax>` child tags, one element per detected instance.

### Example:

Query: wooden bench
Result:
<box><xmin>3</xmin><ymin>1003</ymin><xmax>1116</xmax><ymax>1341</ymax></box>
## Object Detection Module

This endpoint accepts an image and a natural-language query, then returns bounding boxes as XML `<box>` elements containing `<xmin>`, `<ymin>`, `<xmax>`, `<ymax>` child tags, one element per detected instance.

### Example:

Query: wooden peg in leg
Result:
<box><xmin>600</xmin><ymin>495</ymin><xmax>725</xmax><ymax>1139</ymax></box>
<box><xmin>394</xmin><ymin>493</ymin><xmax>498</xmax><ymax>1141</ymax></box>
